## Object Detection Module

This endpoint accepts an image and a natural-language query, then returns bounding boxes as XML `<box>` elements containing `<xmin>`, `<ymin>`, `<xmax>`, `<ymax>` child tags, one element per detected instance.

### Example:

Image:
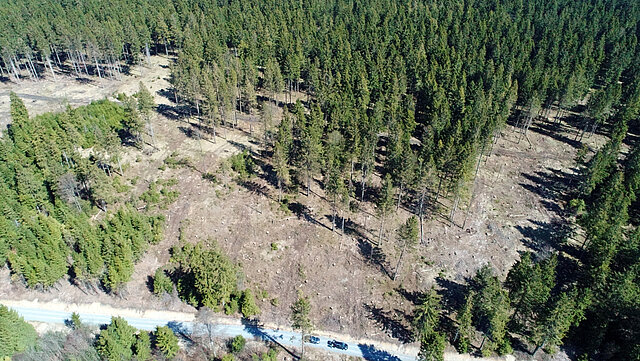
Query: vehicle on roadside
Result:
<box><xmin>328</xmin><ymin>340</ymin><xmax>348</xmax><ymax>350</ymax></box>
<box><xmin>304</xmin><ymin>335</ymin><xmax>320</xmax><ymax>344</ymax></box>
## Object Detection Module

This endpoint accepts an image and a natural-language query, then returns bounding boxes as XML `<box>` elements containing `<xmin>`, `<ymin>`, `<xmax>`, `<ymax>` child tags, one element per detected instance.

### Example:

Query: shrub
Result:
<box><xmin>239</xmin><ymin>289</ymin><xmax>260</xmax><ymax>317</ymax></box>
<box><xmin>153</xmin><ymin>268</ymin><xmax>173</xmax><ymax>295</ymax></box>
<box><xmin>228</xmin><ymin>150</ymin><xmax>255</xmax><ymax>180</ymax></box>
<box><xmin>224</xmin><ymin>295</ymin><xmax>239</xmax><ymax>315</ymax></box>
<box><xmin>230</xmin><ymin>335</ymin><xmax>246</xmax><ymax>353</ymax></box>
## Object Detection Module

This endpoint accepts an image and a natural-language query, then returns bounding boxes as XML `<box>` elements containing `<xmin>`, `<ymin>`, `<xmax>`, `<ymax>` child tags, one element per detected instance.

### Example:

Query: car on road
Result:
<box><xmin>304</xmin><ymin>335</ymin><xmax>320</xmax><ymax>344</ymax></box>
<box><xmin>327</xmin><ymin>340</ymin><xmax>348</xmax><ymax>350</ymax></box>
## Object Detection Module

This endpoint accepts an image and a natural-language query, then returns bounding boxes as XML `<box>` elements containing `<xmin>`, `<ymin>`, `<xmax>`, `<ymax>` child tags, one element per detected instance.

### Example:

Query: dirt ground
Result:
<box><xmin>0</xmin><ymin>56</ymin><xmax>605</xmax><ymax>360</ymax></box>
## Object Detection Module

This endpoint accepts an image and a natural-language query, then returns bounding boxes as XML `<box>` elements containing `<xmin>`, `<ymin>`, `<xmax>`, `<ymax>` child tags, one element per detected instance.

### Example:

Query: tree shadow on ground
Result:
<box><xmin>362</xmin><ymin>303</ymin><xmax>413</xmax><ymax>344</ymax></box>
<box><xmin>145</xmin><ymin>275</ymin><xmax>154</xmax><ymax>293</ymax></box>
<box><xmin>241</xmin><ymin>318</ymin><xmax>299</xmax><ymax>359</ymax></box>
<box><xmin>395</xmin><ymin>287</ymin><xmax>424</xmax><ymax>306</ymax></box>
<box><xmin>519</xmin><ymin>167</ymin><xmax>577</xmax><ymax>217</ymax></box>
<box><xmin>528</xmin><ymin>120</ymin><xmax>584</xmax><ymax>149</ymax></box>
<box><xmin>516</xmin><ymin>218</ymin><xmax>578</xmax><ymax>258</ymax></box>
<box><xmin>344</xmin><ymin>217</ymin><xmax>373</xmax><ymax>242</ymax></box>
<box><xmin>358</xmin><ymin>344</ymin><xmax>402</xmax><ymax>361</ymax></box>
<box><xmin>156</xmin><ymin>103</ymin><xmax>185</xmax><ymax>121</ymax></box>
<box><xmin>177</xmin><ymin>125</ymin><xmax>203</xmax><ymax>140</ymax></box>
<box><xmin>167</xmin><ymin>321</ymin><xmax>193</xmax><ymax>344</ymax></box>
<box><xmin>238</xmin><ymin>179</ymin><xmax>271</xmax><ymax>199</ymax></box>
<box><xmin>508</xmin><ymin>334</ymin><xmax>534</xmax><ymax>356</ymax></box>
<box><xmin>356</xmin><ymin>239</ymin><xmax>391</xmax><ymax>278</ymax></box>
<box><xmin>435</xmin><ymin>277</ymin><xmax>467</xmax><ymax>315</ymax></box>
<box><xmin>288</xmin><ymin>202</ymin><xmax>332</xmax><ymax>232</ymax></box>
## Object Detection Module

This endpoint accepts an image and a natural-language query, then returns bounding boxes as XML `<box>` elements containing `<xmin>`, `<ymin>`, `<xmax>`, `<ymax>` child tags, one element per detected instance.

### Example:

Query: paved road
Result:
<box><xmin>8</xmin><ymin>305</ymin><xmax>417</xmax><ymax>361</ymax></box>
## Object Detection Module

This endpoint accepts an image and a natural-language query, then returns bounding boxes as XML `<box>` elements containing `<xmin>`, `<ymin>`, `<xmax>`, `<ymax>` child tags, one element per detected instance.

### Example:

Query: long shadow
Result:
<box><xmin>241</xmin><ymin>318</ymin><xmax>299</xmax><ymax>359</ymax></box>
<box><xmin>516</xmin><ymin>218</ymin><xmax>577</xmax><ymax>257</ymax></box>
<box><xmin>435</xmin><ymin>277</ymin><xmax>467</xmax><ymax>314</ymax></box>
<box><xmin>395</xmin><ymin>287</ymin><xmax>424</xmax><ymax>306</ymax></box>
<box><xmin>288</xmin><ymin>202</ymin><xmax>333</xmax><ymax>231</ymax></box>
<box><xmin>527</xmin><ymin>121</ymin><xmax>583</xmax><ymax>149</ymax></box>
<box><xmin>239</xmin><ymin>179</ymin><xmax>271</xmax><ymax>199</ymax></box>
<box><xmin>357</xmin><ymin>239</ymin><xmax>391</xmax><ymax>278</ymax></box>
<box><xmin>157</xmin><ymin>88</ymin><xmax>176</xmax><ymax>103</ymax></box>
<box><xmin>178</xmin><ymin>125</ymin><xmax>202</xmax><ymax>139</ymax></box>
<box><xmin>358</xmin><ymin>344</ymin><xmax>402</xmax><ymax>361</ymax></box>
<box><xmin>520</xmin><ymin>167</ymin><xmax>577</xmax><ymax>217</ymax></box>
<box><xmin>167</xmin><ymin>321</ymin><xmax>193</xmax><ymax>344</ymax></box>
<box><xmin>344</xmin><ymin>217</ymin><xmax>372</xmax><ymax>241</ymax></box>
<box><xmin>362</xmin><ymin>303</ymin><xmax>413</xmax><ymax>344</ymax></box>
<box><xmin>156</xmin><ymin>103</ymin><xmax>184</xmax><ymax>121</ymax></box>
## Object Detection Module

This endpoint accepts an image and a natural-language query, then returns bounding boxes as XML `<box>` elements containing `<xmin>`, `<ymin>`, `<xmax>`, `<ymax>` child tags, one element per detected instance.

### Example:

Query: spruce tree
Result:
<box><xmin>154</xmin><ymin>325</ymin><xmax>179</xmax><ymax>359</ymax></box>
<box><xmin>377</xmin><ymin>174</ymin><xmax>395</xmax><ymax>244</ymax></box>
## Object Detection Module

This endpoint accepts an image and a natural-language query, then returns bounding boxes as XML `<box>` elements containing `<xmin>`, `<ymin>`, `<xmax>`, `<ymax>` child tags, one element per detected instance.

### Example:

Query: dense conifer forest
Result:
<box><xmin>1</xmin><ymin>0</ymin><xmax>640</xmax><ymax>360</ymax></box>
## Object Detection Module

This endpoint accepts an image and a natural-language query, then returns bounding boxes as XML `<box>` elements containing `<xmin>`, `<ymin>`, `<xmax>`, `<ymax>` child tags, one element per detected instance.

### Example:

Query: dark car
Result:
<box><xmin>304</xmin><ymin>335</ymin><xmax>320</xmax><ymax>344</ymax></box>
<box><xmin>327</xmin><ymin>340</ymin><xmax>348</xmax><ymax>350</ymax></box>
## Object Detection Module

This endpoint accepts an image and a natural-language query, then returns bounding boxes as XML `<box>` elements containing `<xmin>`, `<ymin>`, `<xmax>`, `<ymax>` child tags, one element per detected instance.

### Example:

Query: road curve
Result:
<box><xmin>6</xmin><ymin>304</ymin><xmax>417</xmax><ymax>361</ymax></box>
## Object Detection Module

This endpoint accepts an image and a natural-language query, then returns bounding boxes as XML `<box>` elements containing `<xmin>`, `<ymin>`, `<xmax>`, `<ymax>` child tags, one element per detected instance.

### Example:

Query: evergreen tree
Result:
<box><xmin>0</xmin><ymin>304</ymin><xmax>38</xmax><ymax>358</ymax></box>
<box><xmin>136</xmin><ymin>81</ymin><xmax>157</xmax><ymax>146</ymax></box>
<box><xmin>291</xmin><ymin>291</ymin><xmax>313</xmax><ymax>358</ymax></box>
<box><xmin>97</xmin><ymin>317</ymin><xmax>137</xmax><ymax>361</ymax></box>
<box><xmin>154</xmin><ymin>325</ymin><xmax>179</xmax><ymax>359</ymax></box>
<box><xmin>377</xmin><ymin>174</ymin><xmax>395</xmax><ymax>244</ymax></box>
<box><xmin>471</xmin><ymin>265</ymin><xmax>512</xmax><ymax>356</ymax></box>
<box><xmin>393</xmin><ymin>216</ymin><xmax>419</xmax><ymax>281</ymax></box>
<box><xmin>239</xmin><ymin>289</ymin><xmax>260</xmax><ymax>318</ymax></box>
<box><xmin>134</xmin><ymin>331</ymin><xmax>152</xmax><ymax>361</ymax></box>
<box><xmin>531</xmin><ymin>288</ymin><xmax>591</xmax><ymax>355</ymax></box>
<box><xmin>454</xmin><ymin>290</ymin><xmax>475</xmax><ymax>353</ymax></box>
<box><xmin>505</xmin><ymin>252</ymin><xmax>557</xmax><ymax>331</ymax></box>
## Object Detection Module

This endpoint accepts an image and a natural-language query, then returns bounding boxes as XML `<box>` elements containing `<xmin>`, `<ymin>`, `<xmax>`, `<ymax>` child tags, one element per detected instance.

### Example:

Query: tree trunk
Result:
<box><xmin>47</xmin><ymin>55</ymin><xmax>56</xmax><ymax>79</ymax></box>
<box><xmin>164</xmin><ymin>42</ymin><xmax>169</xmax><ymax>56</ymax></box>
<box><xmin>233</xmin><ymin>109</ymin><xmax>237</xmax><ymax>128</ymax></box>
<box><xmin>532</xmin><ymin>340</ymin><xmax>546</xmax><ymax>356</ymax></box>
<box><xmin>78</xmin><ymin>51</ymin><xmax>89</xmax><ymax>75</ymax></box>
<box><xmin>147</xmin><ymin>116</ymin><xmax>156</xmax><ymax>147</ymax></box>
<box><xmin>361</xmin><ymin>166</ymin><xmax>367</xmax><ymax>201</ymax></box>
<box><xmin>378</xmin><ymin>215</ymin><xmax>385</xmax><ymax>245</ymax></box>
<box><xmin>332</xmin><ymin>203</ymin><xmax>336</xmax><ymax>232</ymax></box>
<box><xmin>94</xmin><ymin>56</ymin><xmax>102</xmax><ymax>78</ymax></box>
<box><xmin>26</xmin><ymin>54</ymin><xmax>39</xmax><ymax>80</ymax></box>
<box><xmin>350</xmin><ymin>160</ymin><xmax>355</xmax><ymax>192</ymax></box>
<box><xmin>145</xmin><ymin>43</ymin><xmax>151</xmax><ymax>65</ymax></box>
<box><xmin>434</xmin><ymin>176</ymin><xmax>443</xmax><ymax>203</ymax></box>
<box><xmin>9</xmin><ymin>57</ymin><xmax>20</xmax><ymax>83</ymax></box>
<box><xmin>393</xmin><ymin>240</ymin><xmax>408</xmax><ymax>281</ymax></box>
<box><xmin>419</xmin><ymin>189</ymin><xmax>425</xmax><ymax>244</ymax></box>
<box><xmin>9</xmin><ymin>56</ymin><xmax>20</xmax><ymax>81</ymax></box>
<box><xmin>396</xmin><ymin>183</ymin><xmax>403</xmax><ymax>211</ymax></box>
<box><xmin>450</xmin><ymin>193</ymin><xmax>460</xmax><ymax>223</ymax></box>
<box><xmin>52</xmin><ymin>45</ymin><xmax>61</xmax><ymax>66</ymax></box>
